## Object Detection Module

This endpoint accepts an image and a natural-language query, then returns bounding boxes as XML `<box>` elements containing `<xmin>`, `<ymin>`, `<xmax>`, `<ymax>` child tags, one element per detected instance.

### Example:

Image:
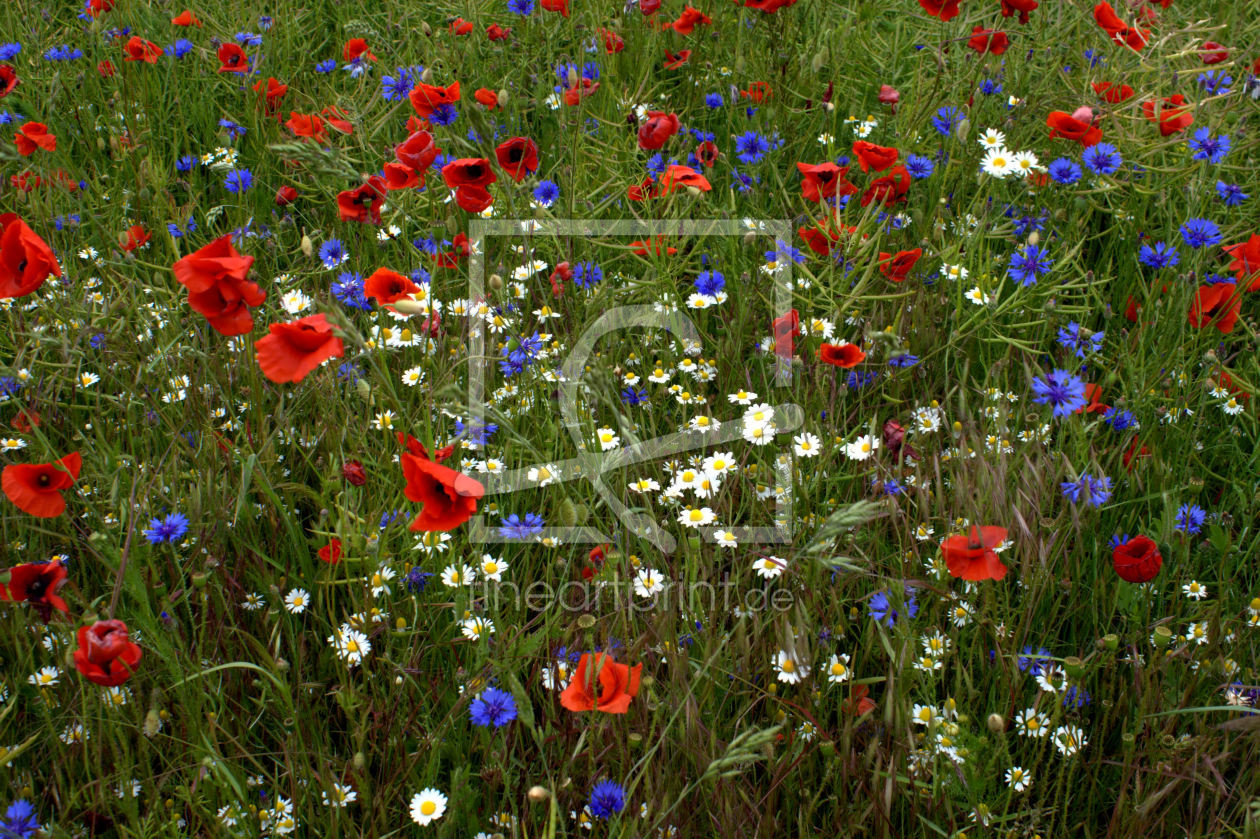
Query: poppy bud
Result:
<box><xmin>566</xmin><ymin>65</ymin><xmax>578</xmax><ymax>88</ymax></box>
<box><xmin>489</xmin><ymin>273</ymin><xmax>503</xmax><ymax>290</ymax></box>
<box><xmin>353</xmin><ymin>751</ymin><xmax>366</xmax><ymax>770</ymax></box>
<box><xmin>986</xmin><ymin>713</ymin><xmax>1005</xmax><ymax>732</ymax></box>
<box><xmin>342</xmin><ymin>460</ymin><xmax>367</xmax><ymax>486</ymax></box>
<box><xmin>420</xmin><ymin>66</ymin><xmax>433</xmax><ymax>83</ymax></box>
<box><xmin>955</xmin><ymin>118</ymin><xmax>969</xmax><ymax>142</ymax></box>
<box><xmin>528</xmin><ymin>786</ymin><xmax>550</xmax><ymax>802</ymax></box>
<box><xmin>300</xmin><ymin>234</ymin><xmax>313</xmax><ymax>258</ymax></box>
<box><xmin>497</xmin><ymin>89</ymin><xmax>509</xmax><ymax>108</ymax></box>
<box><xmin>1027</xmin><ymin>231</ymin><xmax>1040</xmax><ymax>247</ymax></box>
<box><xmin>356</xmin><ymin>379</ymin><xmax>372</xmax><ymax>401</ymax></box>
<box><xmin>143</xmin><ymin>708</ymin><xmax>162</xmax><ymax>737</ymax></box>
<box><xmin>811</xmin><ymin>51</ymin><xmax>826</xmax><ymax>73</ymax></box>
<box><xmin>420</xmin><ymin>22</ymin><xmax>432</xmax><ymax>37</ymax></box>
<box><xmin>390</xmin><ymin>298</ymin><xmax>427</xmax><ymax>315</ymax></box>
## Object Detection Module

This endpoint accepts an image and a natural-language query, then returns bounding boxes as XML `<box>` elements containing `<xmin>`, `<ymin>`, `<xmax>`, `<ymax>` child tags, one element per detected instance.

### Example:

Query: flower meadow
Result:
<box><xmin>2</xmin><ymin>0</ymin><xmax>1260</xmax><ymax>835</ymax></box>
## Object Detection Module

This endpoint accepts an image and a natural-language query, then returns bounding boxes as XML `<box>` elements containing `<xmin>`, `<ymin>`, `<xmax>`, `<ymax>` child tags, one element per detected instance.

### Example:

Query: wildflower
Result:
<box><xmin>774</xmin><ymin>649</ymin><xmax>808</xmax><ymax>683</ymax></box>
<box><xmin>1138</xmin><ymin>241</ymin><xmax>1179</xmax><ymax>269</ymax></box>
<box><xmin>73</xmin><ymin>620</ymin><xmax>142</xmax><ymax>686</ymax></box>
<box><xmin>1031</xmin><ymin>369</ymin><xmax>1087</xmax><ymax>417</ymax></box>
<box><xmin>826</xmin><ymin>653</ymin><xmax>851</xmax><ymax>684</ymax></box>
<box><xmin>560</xmin><ymin>652</ymin><xmax>642</xmax><ymax>713</ymax></box>
<box><xmin>869</xmin><ymin>588</ymin><xmax>918</xmax><ymax>627</ymax></box>
<box><xmin>1047</xmin><ymin>157</ymin><xmax>1082</xmax><ymax>184</ymax></box>
<box><xmin>1007</xmin><ymin>243</ymin><xmax>1052</xmax><ymax>286</ymax></box>
<box><xmin>1179</xmin><ymin>218</ymin><xmax>1222</xmax><ymax>250</ymax></box>
<box><xmin>1182</xmin><ymin>580</ymin><xmax>1208</xmax><ymax>600</ymax></box>
<box><xmin>328</xmin><ymin>625</ymin><xmax>371</xmax><ymax>666</ymax></box>
<box><xmin>844</xmin><ymin>435</ymin><xmax>879</xmax><ymax>461</ymax></box>
<box><xmin>1060</xmin><ymin>473</ymin><xmax>1112</xmax><ymax>506</ymax></box>
<box><xmin>2</xmin><ymin>452</ymin><xmax>81</xmax><ymax>517</ymax></box>
<box><xmin>1005</xmin><ymin>766</ymin><xmax>1031</xmax><ymax>792</ymax></box>
<box><xmin>409</xmin><ymin>789</ymin><xmax>447</xmax><ymax>826</ymax></box>
<box><xmin>1081</xmin><ymin>142</ymin><xmax>1121</xmax><ymax>175</ymax></box>
<box><xmin>283</xmin><ymin>588</ymin><xmax>310</xmax><ymax>614</ymax></box>
<box><xmin>1174</xmin><ymin>503</ymin><xmax>1206</xmax><ymax>535</ymax></box>
<box><xmin>469</xmin><ymin>686</ymin><xmax>518</xmax><ymax>728</ymax></box>
<box><xmin>940</xmin><ymin>526</ymin><xmax>1009</xmax><ymax>581</ymax></box>
<box><xmin>588</xmin><ymin>780</ymin><xmax>626</xmax><ymax>820</ymax></box>
<box><xmin>1112</xmin><ymin>535</ymin><xmax>1162</xmax><ymax>583</ymax></box>
<box><xmin>1189</xmin><ymin>128</ymin><xmax>1230</xmax><ymax>164</ymax></box>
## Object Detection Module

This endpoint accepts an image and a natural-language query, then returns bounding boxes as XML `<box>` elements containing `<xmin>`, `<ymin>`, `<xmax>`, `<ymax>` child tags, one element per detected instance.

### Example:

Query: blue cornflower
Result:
<box><xmin>258</xmin><ymin>15</ymin><xmax>273</xmax><ymax>29</ymax></box>
<box><xmin>1102</xmin><ymin>407</ymin><xmax>1137</xmax><ymax>431</ymax></box>
<box><xmin>621</xmin><ymin>387</ymin><xmax>649</xmax><ymax>405</ymax></box>
<box><xmin>734</xmin><ymin>131</ymin><xmax>771</xmax><ymax>164</ymax></box>
<box><xmin>1017</xmin><ymin>646</ymin><xmax>1053</xmax><ymax>676</ymax></box>
<box><xmin>0</xmin><ymin>377</ymin><xmax>24</xmax><ymax>397</ymax></box>
<box><xmin>1108</xmin><ymin>533</ymin><xmax>1131</xmax><ymax>550</ymax></box>
<box><xmin>319</xmin><ymin>239</ymin><xmax>348</xmax><ymax>269</ymax></box>
<box><xmin>1031</xmin><ymin>369</ymin><xmax>1087</xmax><ymax>417</ymax></box>
<box><xmin>1082</xmin><ymin>142</ymin><xmax>1121</xmax><ymax>175</ymax></box>
<box><xmin>868</xmin><ymin>588</ymin><xmax>918</xmax><ymax>628</ymax></box>
<box><xmin>1203</xmin><ymin>273</ymin><xmax>1234</xmax><ymax>286</ymax></box>
<box><xmin>175</xmin><ymin>155</ymin><xmax>196</xmax><ymax>172</ymax></box>
<box><xmin>695</xmin><ymin>269</ymin><xmax>725</xmax><ymax>297</ymax></box>
<box><xmin>1063</xmin><ymin>686</ymin><xmax>1092</xmax><ymax>709</ymax></box>
<box><xmin>331</xmin><ymin>273</ymin><xmax>371</xmax><ymax>310</ymax></box>
<box><xmin>1197</xmin><ymin>70</ymin><xmax>1232</xmax><ymax>96</ymax></box>
<box><xmin>1174</xmin><ymin>503</ymin><xmax>1206</xmax><ymax>535</ymax></box>
<box><xmin>169</xmin><ymin>38</ymin><xmax>194</xmax><ymax>58</ymax></box>
<box><xmin>905</xmin><ymin>154</ymin><xmax>935</xmax><ymax>179</ymax></box>
<box><xmin>1216</xmin><ymin>181</ymin><xmax>1248</xmax><ymax>205</ymax></box>
<box><xmin>508</xmin><ymin>0</ymin><xmax>535</xmax><ymax>14</ymax></box>
<box><xmin>931</xmin><ymin>106</ymin><xmax>962</xmax><ymax>137</ymax></box>
<box><xmin>1138</xmin><ymin>241</ymin><xmax>1179</xmax><ymax>269</ymax></box>
<box><xmin>1083</xmin><ymin>49</ymin><xmax>1103</xmax><ymax>68</ymax></box>
<box><xmin>499</xmin><ymin>513</ymin><xmax>544</xmax><ymax>540</ymax></box>
<box><xmin>1047</xmin><ymin>157</ymin><xmax>1082</xmax><ymax>185</ymax></box>
<box><xmin>1056</xmin><ymin>322</ymin><xmax>1103</xmax><ymax>357</ymax></box>
<box><xmin>167</xmin><ymin>222</ymin><xmax>184</xmax><ymax>239</ymax></box>
<box><xmin>235</xmin><ymin>32</ymin><xmax>263</xmax><ymax>46</ymax></box>
<box><xmin>1189</xmin><ymin>128</ymin><xmax>1231</xmax><ymax>164</ymax></box>
<box><xmin>705</xmin><ymin>92</ymin><xmax>724</xmax><ymax>108</ymax></box>
<box><xmin>767</xmin><ymin>238</ymin><xmax>805</xmax><ymax>265</ymax></box>
<box><xmin>429</xmin><ymin>104</ymin><xmax>458</xmax><ymax>126</ymax></box>
<box><xmin>336</xmin><ymin>362</ymin><xmax>361</xmax><ymax>383</ymax></box>
<box><xmin>588</xmin><ymin>780</ymin><xmax>626</xmax><ymax>819</ymax></box>
<box><xmin>1179</xmin><ymin>218</ymin><xmax>1221</xmax><ymax>249</ymax></box>
<box><xmin>219</xmin><ymin>119</ymin><xmax>247</xmax><ymax>139</ymax></box>
<box><xmin>533</xmin><ymin>180</ymin><xmax>560</xmax><ymax>207</ymax></box>
<box><xmin>224</xmin><ymin>168</ymin><xmax>254</xmax><ymax>194</ymax></box>
<box><xmin>573</xmin><ymin>261</ymin><xmax>603</xmax><ymax>289</ymax></box>
<box><xmin>0</xmin><ymin>43</ymin><xmax>21</xmax><ymax>61</ymax></box>
<box><xmin>3</xmin><ymin>799</ymin><xmax>40</xmax><ymax>838</ymax></box>
<box><xmin>454</xmin><ymin>420</ymin><xmax>498</xmax><ymax>446</ymax></box>
<box><xmin>888</xmin><ymin>354</ymin><xmax>919</xmax><ymax>367</ymax></box>
<box><xmin>0</xmin><ymin>111</ymin><xmax>22</xmax><ymax>125</ymax></box>
<box><xmin>1060</xmin><ymin>473</ymin><xmax>1112</xmax><ymax>506</ymax></box>
<box><xmin>979</xmin><ymin>78</ymin><xmax>1003</xmax><ymax>95</ymax></box>
<box><xmin>143</xmin><ymin>512</ymin><xmax>191</xmax><ymax>545</ymax></box>
<box><xmin>314</xmin><ymin>59</ymin><xmax>336</xmax><ymax>73</ymax></box>
<box><xmin>44</xmin><ymin>45</ymin><xmax>85</xmax><ymax>61</ymax></box>
<box><xmin>381</xmin><ymin>66</ymin><xmax>418</xmax><ymax>101</ymax></box>
<box><xmin>1007</xmin><ymin>244</ymin><xmax>1053</xmax><ymax>287</ymax></box>
<box><xmin>405</xmin><ymin>567</ymin><xmax>434</xmax><ymax>593</ymax></box>
<box><xmin>469</xmin><ymin>687</ymin><xmax>518</xmax><ymax>728</ymax></box>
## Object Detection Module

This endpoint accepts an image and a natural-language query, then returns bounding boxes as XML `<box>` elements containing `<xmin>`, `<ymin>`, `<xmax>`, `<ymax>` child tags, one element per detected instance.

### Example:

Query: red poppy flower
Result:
<box><xmin>1094</xmin><ymin>2</ymin><xmax>1149</xmax><ymax>50</ymax></box>
<box><xmin>87</xmin><ymin>0</ymin><xmax>115</xmax><ymax>15</ymax></box>
<box><xmin>336</xmin><ymin>176</ymin><xmax>387</xmax><ymax>224</ymax></box>
<box><xmin>171</xmin><ymin>9</ymin><xmax>202</xmax><ymax>26</ymax></box>
<box><xmin>1188</xmin><ymin>283</ymin><xmax>1241</xmax><ymax>334</ymax></box>
<box><xmin>119</xmin><ymin>224</ymin><xmax>150</xmax><ymax>252</ymax></box>
<box><xmin>172</xmin><ymin>235</ymin><xmax>264</xmax><ymax>336</ymax></box>
<box><xmin>818</xmin><ymin>342</ymin><xmax>865</xmax><ymax>368</ymax></box>
<box><xmin>1112</xmin><ymin>535</ymin><xmax>1162</xmax><ymax>583</ymax></box>
<box><xmin>797</xmin><ymin>220</ymin><xmax>854</xmax><ymax>257</ymax></box>
<box><xmin>2</xmin><ymin>452</ymin><xmax>82</xmax><ymax>518</ymax></box>
<box><xmin>1200</xmin><ymin>41</ymin><xmax>1228</xmax><ymax>64</ymax></box>
<box><xmin>740</xmin><ymin>0</ymin><xmax>800</xmax><ymax>9</ymax></box>
<box><xmin>638</xmin><ymin>111</ymin><xmax>680</xmax><ymax>150</ymax></box>
<box><xmin>398</xmin><ymin>432</ymin><xmax>456</xmax><ymax>462</ymax></box>
<box><xmin>1141</xmin><ymin>95</ymin><xmax>1193</xmax><ymax>136</ymax></box>
<box><xmin>1074</xmin><ymin>382</ymin><xmax>1108</xmax><ymax>415</ymax></box>
<box><xmin>474</xmin><ymin>87</ymin><xmax>499</xmax><ymax>109</ymax></box>
<box><xmin>442</xmin><ymin>158</ymin><xmax>497</xmax><ymax>190</ymax></box>
<box><xmin>285</xmin><ymin>111</ymin><xmax>327</xmax><ymax>143</ymax></box>
<box><xmin>255</xmin><ymin>313</ymin><xmax>345</xmax><ymax>383</ymax></box>
<box><xmin>772</xmin><ymin>309</ymin><xmax>799</xmax><ymax>358</ymax></box>
<box><xmin>275</xmin><ymin>185</ymin><xmax>298</xmax><ymax>206</ymax></box>
<box><xmin>940</xmin><ymin>525</ymin><xmax>1008</xmax><ymax>581</ymax></box>
<box><xmin>695</xmin><ymin>140</ymin><xmax>720</xmax><ymax>168</ymax></box>
<box><xmin>564</xmin><ymin>78</ymin><xmax>599</xmax><ymax>106</ymax></box>
<box><xmin>860</xmin><ymin>165</ymin><xmax>911</xmax><ymax>207</ymax></box>
<box><xmin>394</xmin><ymin>129</ymin><xmax>440</xmax><ymax>176</ymax></box>
<box><xmin>852</xmin><ymin>141</ymin><xmax>899</xmax><ymax>173</ymax></box>
<box><xmin>919</xmin><ymin>0</ymin><xmax>960</xmax><ymax>21</ymax></box>
<box><xmin>796</xmin><ymin>162</ymin><xmax>857</xmax><ymax>203</ymax></box>
<box><xmin>448</xmin><ymin>17</ymin><xmax>474</xmax><ymax>35</ymax></box>
<box><xmin>252</xmin><ymin>77</ymin><xmax>288</xmax><ymax>116</ymax></box>
<box><xmin>123</xmin><ymin>36</ymin><xmax>163</xmax><ymax>63</ymax></box>
<box><xmin>1000</xmin><ymin>0</ymin><xmax>1038</xmax><ymax>24</ymax></box>
<box><xmin>364</xmin><ymin>268</ymin><xmax>419</xmax><ymax>307</ymax></box>
<box><xmin>968</xmin><ymin>26</ymin><xmax>1009</xmax><ymax>55</ymax></box>
<box><xmin>318</xmin><ymin>538</ymin><xmax>343</xmax><ymax>564</ymax></box>
<box><xmin>408</xmin><ymin>81</ymin><xmax>460</xmax><ymax>118</ymax></box>
<box><xmin>663</xmin><ymin>49</ymin><xmax>691</xmax><ymax>69</ymax></box>
<box><xmin>1092</xmin><ymin>81</ymin><xmax>1135</xmax><ymax>103</ymax></box>
<box><xmin>0</xmin><ymin>64</ymin><xmax>18</xmax><ymax>98</ymax></box>
<box><xmin>878</xmin><ymin>248</ymin><xmax>922</xmax><ymax>282</ymax></box>
<box><xmin>1</xmin><ymin>560</ymin><xmax>69</xmax><ymax>622</ymax></box>
<box><xmin>1046</xmin><ymin>111</ymin><xmax>1102</xmax><ymax>147</ymax></box>
<box><xmin>740</xmin><ymin>82</ymin><xmax>772</xmax><ymax>103</ymax></box>
<box><xmin>640</xmin><ymin>0</ymin><xmax>661</xmax><ymax>11</ymax></box>
<box><xmin>630</xmin><ymin>238</ymin><xmax>677</xmax><ymax>257</ymax></box>
<box><xmin>217</xmin><ymin>42</ymin><xmax>250</xmax><ymax>74</ymax></box>
<box><xmin>382</xmin><ymin>162</ymin><xmax>418</xmax><ymax>191</ymax></box>
<box><xmin>401</xmin><ymin>452</ymin><xmax>483</xmax><ymax>532</ymax></box>
<box><xmin>97</xmin><ymin>60</ymin><xmax>117</xmax><ymax>78</ymax></box>
<box><xmin>0</xmin><ymin>213</ymin><xmax>62</xmax><ymax>298</ymax></box>
<box><xmin>14</xmin><ymin>122</ymin><xmax>55</xmax><ymax>156</ymax></box>
<box><xmin>559</xmin><ymin>652</ymin><xmax>642</xmax><ymax>714</ymax></box>
<box><xmin>843</xmin><ymin>683</ymin><xmax>878</xmax><ymax>716</ymax></box>
<box><xmin>342</xmin><ymin>38</ymin><xmax>376</xmax><ymax>63</ymax></box>
<box><xmin>549</xmin><ymin>262</ymin><xmax>572</xmax><ymax>297</ymax></box>
<box><xmin>659</xmin><ymin>164</ymin><xmax>711</xmax><ymax>194</ymax></box>
<box><xmin>600</xmin><ymin>29</ymin><xmax>624</xmax><ymax>53</ymax></box>
<box><xmin>668</xmin><ymin>5</ymin><xmax>712</xmax><ymax>34</ymax></box>
<box><xmin>540</xmin><ymin>0</ymin><xmax>570</xmax><ymax>14</ymax></box>
<box><xmin>341</xmin><ymin>460</ymin><xmax>367</xmax><ymax>486</ymax></box>
<box><xmin>73</xmin><ymin>620</ymin><xmax>142</xmax><ymax>687</ymax></box>
<box><xmin>12</xmin><ymin>409</ymin><xmax>40</xmax><ymax>433</ymax></box>
<box><xmin>486</xmin><ymin>23</ymin><xmax>512</xmax><ymax>41</ymax></box>
<box><xmin>1222</xmin><ymin>234</ymin><xmax>1260</xmax><ymax>290</ymax></box>
<box><xmin>877</xmin><ymin>84</ymin><xmax>900</xmax><ymax>109</ymax></box>
<box><xmin>1123</xmin><ymin>439</ymin><xmax>1151</xmax><ymax>471</ymax></box>
<box><xmin>454</xmin><ymin>185</ymin><xmax>495</xmax><ymax>213</ymax></box>
<box><xmin>495</xmin><ymin>137</ymin><xmax>539</xmax><ymax>182</ymax></box>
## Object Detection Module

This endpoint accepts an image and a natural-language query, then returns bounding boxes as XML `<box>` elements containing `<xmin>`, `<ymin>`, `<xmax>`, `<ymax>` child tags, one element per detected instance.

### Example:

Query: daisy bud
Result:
<box><xmin>527</xmin><ymin>786</ymin><xmax>550</xmax><ymax>802</ymax></box>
